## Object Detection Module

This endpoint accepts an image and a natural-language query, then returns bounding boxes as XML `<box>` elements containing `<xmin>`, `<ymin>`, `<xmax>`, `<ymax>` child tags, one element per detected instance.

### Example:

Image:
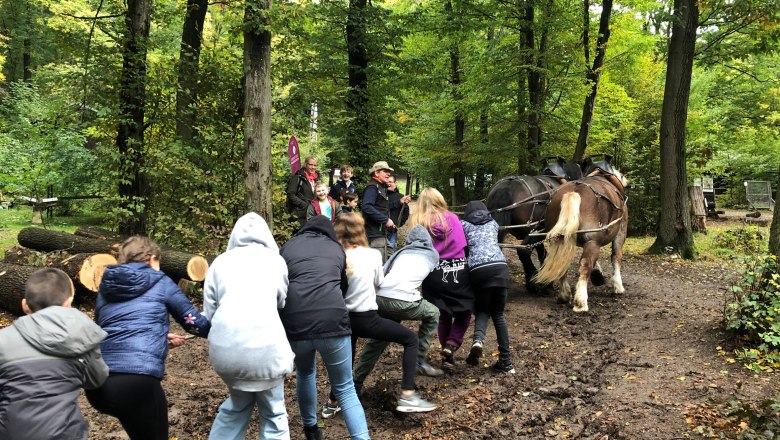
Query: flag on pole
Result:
<box><xmin>288</xmin><ymin>136</ymin><xmax>301</xmax><ymax>174</ymax></box>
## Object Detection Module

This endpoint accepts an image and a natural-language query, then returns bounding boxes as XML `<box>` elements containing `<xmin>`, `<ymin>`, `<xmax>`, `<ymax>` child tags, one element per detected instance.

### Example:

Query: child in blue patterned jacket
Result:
<box><xmin>460</xmin><ymin>201</ymin><xmax>515</xmax><ymax>373</ymax></box>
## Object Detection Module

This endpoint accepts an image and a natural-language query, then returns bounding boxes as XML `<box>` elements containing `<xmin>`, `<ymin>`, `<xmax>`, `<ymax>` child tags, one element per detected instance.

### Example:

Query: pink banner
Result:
<box><xmin>288</xmin><ymin>136</ymin><xmax>301</xmax><ymax>174</ymax></box>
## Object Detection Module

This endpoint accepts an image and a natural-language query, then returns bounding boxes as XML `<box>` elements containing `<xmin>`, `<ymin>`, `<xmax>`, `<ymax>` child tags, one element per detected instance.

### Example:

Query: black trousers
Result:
<box><xmin>85</xmin><ymin>373</ymin><xmax>168</xmax><ymax>440</ymax></box>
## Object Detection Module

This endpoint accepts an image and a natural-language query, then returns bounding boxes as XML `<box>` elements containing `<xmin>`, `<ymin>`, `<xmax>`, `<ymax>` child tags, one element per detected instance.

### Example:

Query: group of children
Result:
<box><xmin>0</xmin><ymin>182</ymin><xmax>512</xmax><ymax>440</ymax></box>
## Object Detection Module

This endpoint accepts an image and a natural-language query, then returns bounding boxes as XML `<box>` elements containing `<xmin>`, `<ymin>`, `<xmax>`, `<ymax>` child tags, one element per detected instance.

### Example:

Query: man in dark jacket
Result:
<box><xmin>387</xmin><ymin>175</ymin><xmax>410</xmax><ymax>249</ymax></box>
<box><xmin>286</xmin><ymin>156</ymin><xmax>319</xmax><ymax>227</ymax></box>
<box><xmin>362</xmin><ymin>161</ymin><xmax>396</xmax><ymax>261</ymax></box>
<box><xmin>0</xmin><ymin>268</ymin><xmax>109</xmax><ymax>440</ymax></box>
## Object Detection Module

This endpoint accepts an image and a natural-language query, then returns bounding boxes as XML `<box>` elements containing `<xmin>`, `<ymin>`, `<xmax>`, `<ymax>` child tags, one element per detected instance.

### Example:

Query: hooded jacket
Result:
<box><xmin>377</xmin><ymin>225</ymin><xmax>439</xmax><ymax>302</ymax></box>
<box><xmin>461</xmin><ymin>200</ymin><xmax>508</xmax><ymax>271</ymax></box>
<box><xmin>286</xmin><ymin>168</ymin><xmax>317</xmax><ymax>223</ymax></box>
<box><xmin>0</xmin><ymin>306</ymin><xmax>108</xmax><ymax>440</ymax></box>
<box><xmin>280</xmin><ymin>216</ymin><xmax>351</xmax><ymax>341</ymax></box>
<box><xmin>203</xmin><ymin>213</ymin><xmax>295</xmax><ymax>391</ymax></box>
<box><xmin>96</xmin><ymin>262</ymin><xmax>211</xmax><ymax>379</ymax></box>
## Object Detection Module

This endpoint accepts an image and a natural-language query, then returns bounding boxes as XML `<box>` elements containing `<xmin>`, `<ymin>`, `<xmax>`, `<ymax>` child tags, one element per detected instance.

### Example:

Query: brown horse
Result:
<box><xmin>485</xmin><ymin>157</ymin><xmax>582</xmax><ymax>293</ymax></box>
<box><xmin>533</xmin><ymin>157</ymin><xmax>628</xmax><ymax>312</ymax></box>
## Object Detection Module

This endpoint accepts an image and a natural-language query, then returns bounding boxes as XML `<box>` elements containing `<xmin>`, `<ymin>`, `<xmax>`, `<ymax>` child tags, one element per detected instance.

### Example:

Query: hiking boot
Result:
<box><xmin>396</xmin><ymin>392</ymin><xmax>438</xmax><ymax>413</ymax></box>
<box><xmin>303</xmin><ymin>425</ymin><xmax>322</xmax><ymax>440</ymax></box>
<box><xmin>321</xmin><ymin>401</ymin><xmax>341</xmax><ymax>419</ymax></box>
<box><xmin>466</xmin><ymin>341</ymin><xmax>483</xmax><ymax>366</ymax></box>
<box><xmin>491</xmin><ymin>359</ymin><xmax>516</xmax><ymax>374</ymax></box>
<box><xmin>417</xmin><ymin>361</ymin><xmax>444</xmax><ymax>377</ymax></box>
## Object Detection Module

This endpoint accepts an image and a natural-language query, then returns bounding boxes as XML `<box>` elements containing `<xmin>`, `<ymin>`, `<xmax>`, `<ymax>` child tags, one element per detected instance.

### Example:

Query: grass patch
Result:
<box><xmin>0</xmin><ymin>206</ymin><xmax>107</xmax><ymax>257</ymax></box>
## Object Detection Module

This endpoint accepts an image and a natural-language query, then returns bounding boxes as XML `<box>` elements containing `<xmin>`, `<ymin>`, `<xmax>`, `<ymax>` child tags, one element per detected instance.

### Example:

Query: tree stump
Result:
<box><xmin>689</xmin><ymin>186</ymin><xmax>707</xmax><ymax>233</ymax></box>
<box><xmin>0</xmin><ymin>263</ymin><xmax>39</xmax><ymax>315</ymax></box>
<box><xmin>161</xmin><ymin>251</ymin><xmax>209</xmax><ymax>283</ymax></box>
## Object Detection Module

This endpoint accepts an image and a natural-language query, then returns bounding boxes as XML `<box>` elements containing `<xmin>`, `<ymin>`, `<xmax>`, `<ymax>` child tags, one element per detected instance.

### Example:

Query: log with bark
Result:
<box><xmin>74</xmin><ymin>226</ymin><xmax>126</xmax><ymax>242</ymax></box>
<box><xmin>0</xmin><ymin>263</ymin><xmax>39</xmax><ymax>315</ymax></box>
<box><xmin>17</xmin><ymin>227</ymin><xmax>208</xmax><ymax>283</ymax></box>
<box><xmin>51</xmin><ymin>253</ymin><xmax>117</xmax><ymax>292</ymax></box>
<box><xmin>18</xmin><ymin>227</ymin><xmax>119</xmax><ymax>255</ymax></box>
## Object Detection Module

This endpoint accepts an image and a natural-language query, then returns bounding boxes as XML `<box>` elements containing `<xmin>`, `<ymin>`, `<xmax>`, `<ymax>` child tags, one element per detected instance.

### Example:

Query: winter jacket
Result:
<box><xmin>306</xmin><ymin>196</ymin><xmax>343</xmax><ymax>222</ymax></box>
<box><xmin>280</xmin><ymin>216</ymin><xmax>351</xmax><ymax>341</ymax></box>
<box><xmin>0</xmin><ymin>306</ymin><xmax>108</xmax><ymax>440</ymax></box>
<box><xmin>461</xmin><ymin>200</ymin><xmax>507</xmax><ymax>269</ymax></box>
<box><xmin>361</xmin><ymin>179</ymin><xmax>391</xmax><ymax>240</ymax></box>
<box><xmin>286</xmin><ymin>168</ymin><xmax>318</xmax><ymax>224</ymax></box>
<box><xmin>204</xmin><ymin>212</ymin><xmax>295</xmax><ymax>391</ymax></box>
<box><xmin>96</xmin><ymin>262</ymin><xmax>211</xmax><ymax>379</ymax></box>
<box><xmin>330</xmin><ymin>179</ymin><xmax>357</xmax><ymax>199</ymax></box>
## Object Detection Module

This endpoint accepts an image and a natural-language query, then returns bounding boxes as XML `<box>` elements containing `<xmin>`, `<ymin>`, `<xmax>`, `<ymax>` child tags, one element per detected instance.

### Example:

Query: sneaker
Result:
<box><xmin>417</xmin><ymin>361</ymin><xmax>444</xmax><ymax>377</ymax></box>
<box><xmin>396</xmin><ymin>392</ymin><xmax>438</xmax><ymax>413</ymax></box>
<box><xmin>321</xmin><ymin>401</ymin><xmax>342</xmax><ymax>419</ymax></box>
<box><xmin>440</xmin><ymin>343</ymin><xmax>457</xmax><ymax>364</ymax></box>
<box><xmin>466</xmin><ymin>341</ymin><xmax>483</xmax><ymax>366</ymax></box>
<box><xmin>491</xmin><ymin>359</ymin><xmax>516</xmax><ymax>374</ymax></box>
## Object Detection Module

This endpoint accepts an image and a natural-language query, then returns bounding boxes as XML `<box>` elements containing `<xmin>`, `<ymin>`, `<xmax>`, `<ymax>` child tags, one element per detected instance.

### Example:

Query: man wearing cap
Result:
<box><xmin>362</xmin><ymin>161</ymin><xmax>396</xmax><ymax>261</ymax></box>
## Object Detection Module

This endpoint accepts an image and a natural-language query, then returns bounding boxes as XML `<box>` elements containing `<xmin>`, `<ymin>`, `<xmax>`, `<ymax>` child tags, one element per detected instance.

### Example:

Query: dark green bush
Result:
<box><xmin>713</xmin><ymin>227</ymin><xmax>767</xmax><ymax>255</ymax></box>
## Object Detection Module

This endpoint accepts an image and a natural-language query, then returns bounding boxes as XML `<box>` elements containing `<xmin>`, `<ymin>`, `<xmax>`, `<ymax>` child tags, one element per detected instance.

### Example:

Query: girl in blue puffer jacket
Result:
<box><xmin>86</xmin><ymin>236</ymin><xmax>211</xmax><ymax>440</ymax></box>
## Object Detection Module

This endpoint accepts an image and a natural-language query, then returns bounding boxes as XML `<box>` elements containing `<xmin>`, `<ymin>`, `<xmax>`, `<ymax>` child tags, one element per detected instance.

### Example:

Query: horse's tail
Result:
<box><xmin>533</xmin><ymin>192</ymin><xmax>581</xmax><ymax>284</ymax></box>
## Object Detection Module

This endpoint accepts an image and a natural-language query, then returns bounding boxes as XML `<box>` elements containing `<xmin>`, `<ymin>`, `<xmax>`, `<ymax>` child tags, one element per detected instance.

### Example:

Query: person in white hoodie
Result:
<box><xmin>203</xmin><ymin>212</ymin><xmax>295</xmax><ymax>440</ymax></box>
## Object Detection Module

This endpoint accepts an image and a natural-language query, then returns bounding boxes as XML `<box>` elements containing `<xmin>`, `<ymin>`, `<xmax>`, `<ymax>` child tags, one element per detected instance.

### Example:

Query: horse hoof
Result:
<box><xmin>572</xmin><ymin>305</ymin><xmax>589</xmax><ymax>313</ymax></box>
<box><xmin>590</xmin><ymin>271</ymin><xmax>605</xmax><ymax>286</ymax></box>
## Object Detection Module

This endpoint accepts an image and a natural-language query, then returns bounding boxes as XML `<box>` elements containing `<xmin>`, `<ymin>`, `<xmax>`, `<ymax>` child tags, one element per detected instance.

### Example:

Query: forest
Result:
<box><xmin>0</xmin><ymin>0</ymin><xmax>779</xmax><ymax>254</ymax></box>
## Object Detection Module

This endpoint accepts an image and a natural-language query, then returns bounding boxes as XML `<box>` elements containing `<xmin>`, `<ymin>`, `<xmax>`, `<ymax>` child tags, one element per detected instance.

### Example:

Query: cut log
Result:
<box><xmin>18</xmin><ymin>227</ymin><xmax>119</xmax><ymax>255</ymax></box>
<box><xmin>74</xmin><ymin>226</ymin><xmax>126</xmax><ymax>242</ymax></box>
<box><xmin>177</xmin><ymin>278</ymin><xmax>201</xmax><ymax>299</ymax></box>
<box><xmin>3</xmin><ymin>246</ymin><xmax>49</xmax><ymax>266</ymax></box>
<box><xmin>51</xmin><ymin>253</ymin><xmax>117</xmax><ymax>292</ymax></box>
<box><xmin>688</xmin><ymin>186</ymin><xmax>707</xmax><ymax>233</ymax></box>
<box><xmin>161</xmin><ymin>251</ymin><xmax>209</xmax><ymax>283</ymax></box>
<box><xmin>0</xmin><ymin>263</ymin><xmax>39</xmax><ymax>315</ymax></box>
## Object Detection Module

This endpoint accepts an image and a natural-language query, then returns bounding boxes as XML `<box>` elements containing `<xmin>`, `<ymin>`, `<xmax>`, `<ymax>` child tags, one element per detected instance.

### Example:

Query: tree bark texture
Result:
<box><xmin>18</xmin><ymin>228</ymin><xmax>120</xmax><ymax>255</ymax></box>
<box><xmin>446</xmin><ymin>0</ymin><xmax>466</xmax><ymax>205</ymax></box>
<box><xmin>346</xmin><ymin>0</ymin><xmax>370</xmax><ymax>173</ymax></box>
<box><xmin>688</xmin><ymin>186</ymin><xmax>706</xmax><ymax>233</ymax></box>
<box><xmin>650</xmin><ymin>0</ymin><xmax>698</xmax><ymax>258</ymax></box>
<box><xmin>769</xmin><ymin>168</ymin><xmax>780</xmax><ymax>256</ymax></box>
<box><xmin>0</xmin><ymin>263</ymin><xmax>38</xmax><ymax>315</ymax></box>
<box><xmin>176</xmin><ymin>0</ymin><xmax>208</xmax><ymax>144</ymax></box>
<box><xmin>243</xmin><ymin>0</ymin><xmax>274</xmax><ymax>225</ymax></box>
<box><xmin>116</xmin><ymin>0</ymin><xmax>152</xmax><ymax>235</ymax></box>
<box><xmin>573</xmin><ymin>0</ymin><xmax>613</xmax><ymax>163</ymax></box>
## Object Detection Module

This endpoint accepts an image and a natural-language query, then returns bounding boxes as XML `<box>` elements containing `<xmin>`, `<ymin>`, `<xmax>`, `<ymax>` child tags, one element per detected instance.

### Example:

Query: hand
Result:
<box><xmin>167</xmin><ymin>333</ymin><xmax>186</xmax><ymax>348</ymax></box>
<box><xmin>385</xmin><ymin>219</ymin><xmax>396</xmax><ymax>230</ymax></box>
<box><xmin>401</xmin><ymin>195</ymin><xmax>411</xmax><ymax>204</ymax></box>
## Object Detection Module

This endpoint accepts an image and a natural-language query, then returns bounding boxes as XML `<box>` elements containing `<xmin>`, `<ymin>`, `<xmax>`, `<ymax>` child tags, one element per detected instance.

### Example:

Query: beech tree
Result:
<box><xmin>176</xmin><ymin>0</ymin><xmax>208</xmax><ymax>145</ymax></box>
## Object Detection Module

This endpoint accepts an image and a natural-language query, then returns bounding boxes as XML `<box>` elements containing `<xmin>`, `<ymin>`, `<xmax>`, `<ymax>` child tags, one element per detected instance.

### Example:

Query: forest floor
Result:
<box><xmin>3</xmin><ymin>210</ymin><xmax>779</xmax><ymax>439</ymax></box>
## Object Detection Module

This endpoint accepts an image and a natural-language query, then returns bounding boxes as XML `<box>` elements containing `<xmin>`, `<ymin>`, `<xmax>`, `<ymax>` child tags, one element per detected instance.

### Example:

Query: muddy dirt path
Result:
<box><xmin>70</xmin><ymin>245</ymin><xmax>779</xmax><ymax>440</ymax></box>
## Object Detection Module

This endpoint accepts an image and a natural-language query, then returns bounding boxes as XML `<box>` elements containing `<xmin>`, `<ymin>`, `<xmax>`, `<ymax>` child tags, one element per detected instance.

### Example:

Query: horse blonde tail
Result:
<box><xmin>533</xmin><ymin>192</ymin><xmax>581</xmax><ymax>285</ymax></box>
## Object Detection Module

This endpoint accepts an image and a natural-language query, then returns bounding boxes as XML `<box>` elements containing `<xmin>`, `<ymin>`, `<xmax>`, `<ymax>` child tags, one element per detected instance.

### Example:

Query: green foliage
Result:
<box><xmin>723</xmin><ymin>394</ymin><xmax>780</xmax><ymax>440</ymax></box>
<box><xmin>724</xmin><ymin>255</ymin><xmax>780</xmax><ymax>372</ymax></box>
<box><xmin>713</xmin><ymin>226</ymin><xmax>768</xmax><ymax>256</ymax></box>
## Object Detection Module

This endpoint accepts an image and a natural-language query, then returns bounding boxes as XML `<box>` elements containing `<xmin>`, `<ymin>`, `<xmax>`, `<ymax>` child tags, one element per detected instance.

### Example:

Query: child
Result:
<box><xmin>330</xmin><ymin>164</ymin><xmax>357</xmax><ymax>199</ymax></box>
<box><xmin>409</xmin><ymin>187</ymin><xmax>474</xmax><ymax>369</ymax></box>
<box><xmin>307</xmin><ymin>182</ymin><xmax>343</xmax><ymax>222</ymax></box>
<box><xmin>86</xmin><ymin>236</ymin><xmax>211</xmax><ymax>440</ymax></box>
<box><xmin>340</xmin><ymin>190</ymin><xmax>359</xmax><ymax>213</ymax></box>
<box><xmin>204</xmin><ymin>212</ymin><xmax>295</xmax><ymax>439</ymax></box>
<box><xmin>461</xmin><ymin>201</ymin><xmax>515</xmax><ymax>373</ymax></box>
<box><xmin>323</xmin><ymin>213</ymin><xmax>436</xmax><ymax>414</ymax></box>
<box><xmin>353</xmin><ymin>224</ymin><xmax>445</xmax><ymax>385</ymax></box>
<box><xmin>0</xmin><ymin>268</ymin><xmax>109</xmax><ymax>440</ymax></box>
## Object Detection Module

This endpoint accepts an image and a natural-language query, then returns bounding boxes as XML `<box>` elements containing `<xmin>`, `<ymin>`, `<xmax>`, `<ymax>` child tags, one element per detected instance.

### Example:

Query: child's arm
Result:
<box><xmin>81</xmin><ymin>347</ymin><xmax>109</xmax><ymax>390</ymax></box>
<box><xmin>164</xmin><ymin>278</ymin><xmax>211</xmax><ymax>337</ymax></box>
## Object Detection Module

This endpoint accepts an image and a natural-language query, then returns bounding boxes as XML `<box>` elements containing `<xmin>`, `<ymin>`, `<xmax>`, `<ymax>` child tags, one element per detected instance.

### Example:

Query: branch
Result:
<box><xmin>60</xmin><ymin>12</ymin><xmax>123</xmax><ymax>20</ymax></box>
<box><xmin>722</xmin><ymin>64</ymin><xmax>772</xmax><ymax>83</ymax></box>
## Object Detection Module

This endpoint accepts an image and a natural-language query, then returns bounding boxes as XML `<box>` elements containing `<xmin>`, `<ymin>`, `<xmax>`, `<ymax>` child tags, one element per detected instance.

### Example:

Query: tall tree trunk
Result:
<box><xmin>243</xmin><ymin>0</ymin><xmax>274</xmax><ymax>225</ymax></box>
<box><xmin>573</xmin><ymin>0</ymin><xmax>613</xmax><ymax>163</ymax></box>
<box><xmin>650</xmin><ymin>0</ymin><xmax>698</xmax><ymax>259</ymax></box>
<box><xmin>769</xmin><ymin>167</ymin><xmax>780</xmax><ymax>256</ymax></box>
<box><xmin>475</xmin><ymin>112</ymin><xmax>489</xmax><ymax>197</ymax></box>
<box><xmin>346</xmin><ymin>0</ymin><xmax>370</xmax><ymax>173</ymax></box>
<box><xmin>516</xmin><ymin>0</ymin><xmax>528</xmax><ymax>174</ymax></box>
<box><xmin>446</xmin><ymin>0</ymin><xmax>465</xmax><ymax>205</ymax></box>
<box><xmin>116</xmin><ymin>0</ymin><xmax>152</xmax><ymax>235</ymax></box>
<box><xmin>176</xmin><ymin>0</ymin><xmax>208</xmax><ymax>144</ymax></box>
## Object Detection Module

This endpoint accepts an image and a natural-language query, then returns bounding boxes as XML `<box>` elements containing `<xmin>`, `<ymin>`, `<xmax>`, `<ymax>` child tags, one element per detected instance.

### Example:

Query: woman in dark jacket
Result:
<box><xmin>280</xmin><ymin>216</ymin><xmax>369</xmax><ymax>440</ymax></box>
<box><xmin>85</xmin><ymin>236</ymin><xmax>211</xmax><ymax>440</ymax></box>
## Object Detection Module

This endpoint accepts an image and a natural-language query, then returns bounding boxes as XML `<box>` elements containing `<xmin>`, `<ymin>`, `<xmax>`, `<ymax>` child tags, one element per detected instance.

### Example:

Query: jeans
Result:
<box><xmin>437</xmin><ymin>310</ymin><xmax>472</xmax><ymax>348</ymax></box>
<box><xmin>289</xmin><ymin>337</ymin><xmax>369</xmax><ymax>440</ymax></box>
<box><xmin>208</xmin><ymin>382</ymin><xmax>288</xmax><ymax>440</ymax></box>
<box><xmin>353</xmin><ymin>297</ymin><xmax>439</xmax><ymax>384</ymax></box>
<box><xmin>387</xmin><ymin>231</ymin><xmax>398</xmax><ymax>249</ymax></box>
<box><xmin>472</xmin><ymin>286</ymin><xmax>511</xmax><ymax>362</ymax></box>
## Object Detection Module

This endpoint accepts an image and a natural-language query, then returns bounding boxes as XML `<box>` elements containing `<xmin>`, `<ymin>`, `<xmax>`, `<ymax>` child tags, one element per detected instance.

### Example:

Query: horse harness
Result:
<box><xmin>490</xmin><ymin>175</ymin><xmax>559</xmax><ymax>232</ymax></box>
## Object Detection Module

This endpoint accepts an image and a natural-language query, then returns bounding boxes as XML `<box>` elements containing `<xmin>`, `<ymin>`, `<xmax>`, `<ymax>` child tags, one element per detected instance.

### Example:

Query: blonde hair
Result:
<box><xmin>334</xmin><ymin>212</ymin><xmax>369</xmax><ymax>249</ymax></box>
<box><xmin>408</xmin><ymin>187</ymin><xmax>449</xmax><ymax>236</ymax></box>
<box><xmin>118</xmin><ymin>236</ymin><xmax>161</xmax><ymax>264</ymax></box>
<box><xmin>314</xmin><ymin>182</ymin><xmax>329</xmax><ymax>193</ymax></box>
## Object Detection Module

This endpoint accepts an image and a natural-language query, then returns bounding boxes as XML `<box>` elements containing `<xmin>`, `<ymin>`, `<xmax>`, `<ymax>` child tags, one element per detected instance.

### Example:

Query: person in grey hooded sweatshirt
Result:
<box><xmin>0</xmin><ymin>268</ymin><xmax>109</xmax><ymax>440</ymax></box>
<box><xmin>204</xmin><ymin>212</ymin><xmax>295</xmax><ymax>440</ymax></box>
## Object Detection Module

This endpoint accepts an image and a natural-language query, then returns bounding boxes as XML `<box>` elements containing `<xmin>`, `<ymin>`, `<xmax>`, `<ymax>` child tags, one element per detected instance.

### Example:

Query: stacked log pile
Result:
<box><xmin>0</xmin><ymin>227</ymin><xmax>210</xmax><ymax>316</ymax></box>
